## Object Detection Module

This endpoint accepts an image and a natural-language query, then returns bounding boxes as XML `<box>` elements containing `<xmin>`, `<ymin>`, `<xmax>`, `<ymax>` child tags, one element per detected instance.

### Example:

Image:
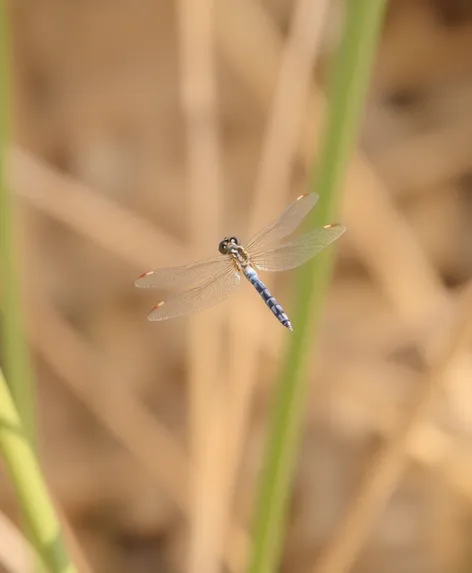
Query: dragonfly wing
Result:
<box><xmin>135</xmin><ymin>256</ymin><xmax>230</xmax><ymax>290</ymax></box>
<box><xmin>247</xmin><ymin>193</ymin><xmax>319</xmax><ymax>253</ymax></box>
<box><xmin>251</xmin><ymin>224</ymin><xmax>346</xmax><ymax>272</ymax></box>
<box><xmin>148</xmin><ymin>268</ymin><xmax>241</xmax><ymax>321</ymax></box>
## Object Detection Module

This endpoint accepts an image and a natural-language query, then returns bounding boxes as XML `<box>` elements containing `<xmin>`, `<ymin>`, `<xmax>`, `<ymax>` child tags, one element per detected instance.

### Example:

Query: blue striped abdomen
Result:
<box><xmin>243</xmin><ymin>266</ymin><xmax>293</xmax><ymax>331</ymax></box>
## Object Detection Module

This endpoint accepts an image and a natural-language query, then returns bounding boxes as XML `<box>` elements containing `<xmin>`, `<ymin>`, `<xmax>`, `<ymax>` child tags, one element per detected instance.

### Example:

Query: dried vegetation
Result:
<box><xmin>2</xmin><ymin>0</ymin><xmax>472</xmax><ymax>572</ymax></box>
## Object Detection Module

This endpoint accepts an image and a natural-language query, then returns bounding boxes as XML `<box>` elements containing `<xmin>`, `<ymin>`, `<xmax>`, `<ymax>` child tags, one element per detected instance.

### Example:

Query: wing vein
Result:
<box><xmin>251</xmin><ymin>224</ymin><xmax>346</xmax><ymax>272</ymax></box>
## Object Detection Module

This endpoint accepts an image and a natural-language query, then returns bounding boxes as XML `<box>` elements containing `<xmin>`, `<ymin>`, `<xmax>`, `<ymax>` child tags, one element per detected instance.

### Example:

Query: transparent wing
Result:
<box><xmin>251</xmin><ymin>224</ymin><xmax>346</xmax><ymax>272</ymax></box>
<box><xmin>247</xmin><ymin>193</ymin><xmax>319</xmax><ymax>253</ymax></box>
<box><xmin>135</xmin><ymin>256</ymin><xmax>230</xmax><ymax>291</ymax></box>
<box><xmin>148</xmin><ymin>268</ymin><xmax>240</xmax><ymax>321</ymax></box>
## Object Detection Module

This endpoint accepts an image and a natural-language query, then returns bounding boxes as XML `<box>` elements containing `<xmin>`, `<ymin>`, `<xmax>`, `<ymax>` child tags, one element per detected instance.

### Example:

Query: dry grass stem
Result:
<box><xmin>23</xmin><ymin>289</ymin><xmax>250</xmax><ymax>571</ymax></box>
<box><xmin>0</xmin><ymin>511</ymin><xmax>34</xmax><ymax>573</ymax></box>
<box><xmin>331</xmin><ymin>367</ymin><xmax>472</xmax><ymax>503</ymax></box>
<box><xmin>177</xmin><ymin>0</ymin><xmax>228</xmax><ymax>571</ymax></box>
<box><xmin>23</xmin><ymin>291</ymin><xmax>189</xmax><ymax>509</ymax></box>
<box><xmin>313</xmin><ymin>281</ymin><xmax>472</xmax><ymax>573</ymax></box>
<box><xmin>52</xmin><ymin>500</ymin><xmax>94</xmax><ymax>573</ymax></box>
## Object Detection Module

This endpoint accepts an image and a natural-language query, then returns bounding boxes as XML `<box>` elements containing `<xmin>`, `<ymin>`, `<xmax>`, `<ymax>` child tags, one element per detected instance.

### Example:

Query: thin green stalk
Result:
<box><xmin>247</xmin><ymin>3</ymin><xmax>388</xmax><ymax>573</ymax></box>
<box><xmin>0</xmin><ymin>0</ymin><xmax>36</xmax><ymax>440</ymax></box>
<box><xmin>0</xmin><ymin>366</ymin><xmax>77</xmax><ymax>573</ymax></box>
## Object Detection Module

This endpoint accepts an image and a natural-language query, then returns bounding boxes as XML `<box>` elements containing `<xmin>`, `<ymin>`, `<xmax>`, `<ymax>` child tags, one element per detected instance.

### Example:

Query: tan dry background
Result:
<box><xmin>2</xmin><ymin>0</ymin><xmax>472</xmax><ymax>572</ymax></box>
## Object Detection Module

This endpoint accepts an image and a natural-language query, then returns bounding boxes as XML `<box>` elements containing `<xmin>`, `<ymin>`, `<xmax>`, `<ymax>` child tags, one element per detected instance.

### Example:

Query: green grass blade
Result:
<box><xmin>0</xmin><ymin>5</ymin><xmax>74</xmax><ymax>572</ymax></box>
<box><xmin>0</xmin><ymin>0</ymin><xmax>36</xmax><ymax>441</ymax></box>
<box><xmin>0</xmin><ymin>366</ymin><xmax>78</xmax><ymax>573</ymax></box>
<box><xmin>247</xmin><ymin>2</ymin><xmax>388</xmax><ymax>573</ymax></box>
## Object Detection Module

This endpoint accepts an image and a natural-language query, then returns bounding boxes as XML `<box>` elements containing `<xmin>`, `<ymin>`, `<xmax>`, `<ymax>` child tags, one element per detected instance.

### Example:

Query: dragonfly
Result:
<box><xmin>135</xmin><ymin>193</ymin><xmax>346</xmax><ymax>331</ymax></box>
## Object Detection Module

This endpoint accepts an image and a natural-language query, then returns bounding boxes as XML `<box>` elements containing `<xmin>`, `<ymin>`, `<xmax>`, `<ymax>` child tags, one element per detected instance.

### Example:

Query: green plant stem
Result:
<box><xmin>0</xmin><ymin>0</ymin><xmax>36</xmax><ymax>441</ymax></box>
<box><xmin>0</xmin><ymin>366</ymin><xmax>77</xmax><ymax>573</ymax></box>
<box><xmin>247</xmin><ymin>2</ymin><xmax>388</xmax><ymax>573</ymax></box>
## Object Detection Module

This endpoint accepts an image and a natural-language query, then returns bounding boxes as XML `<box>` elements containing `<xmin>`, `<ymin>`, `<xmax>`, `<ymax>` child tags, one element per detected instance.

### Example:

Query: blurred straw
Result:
<box><xmin>223</xmin><ymin>0</ymin><xmax>330</xmax><ymax>565</ymax></box>
<box><xmin>24</xmin><ymin>290</ymin><xmax>190</xmax><ymax>511</ymax></box>
<box><xmin>330</xmin><ymin>368</ymin><xmax>472</xmax><ymax>503</ymax></box>
<box><xmin>370</xmin><ymin>126</ymin><xmax>472</xmax><ymax>193</ymax></box>
<box><xmin>0</xmin><ymin>511</ymin><xmax>34</xmax><ymax>573</ymax></box>
<box><xmin>0</xmin><ymin>0</ymin><xmax>35</xmax><ymax>442</ymax></box>
<box><xmin>11</xmin><ymin>147</ymin><xmax>184</xmax><ymax>268</ymax></box>
<box><xmin>53</xmin><ymin>501</ymin><xmax>94</xmax><ymax>573</ymax></box>
<box><xmin>0</xmin><ymin>366</ymin><xmax>77</xmax><ymax>573</ymax></box>
<box><xmin>177</xmin><ymin>0</ymin><xmax>227</xmax><ymax>572</ymax></box>
<box><xmin>247</xmin><ymin>3</ymin><xmax>388</xmax><ymax>573</ymax></box>
<box><xmin>314</xmin><ymin>281</ymin><xmax>472</xmax><ymax>573</ymax></box>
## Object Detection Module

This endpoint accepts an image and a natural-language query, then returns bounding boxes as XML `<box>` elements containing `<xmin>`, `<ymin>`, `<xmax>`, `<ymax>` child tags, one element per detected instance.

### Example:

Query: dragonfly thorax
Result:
<box><xmin>230</xmin><ymin>245</ymin><xmax>250</xmax><ymax>270</ymax></box>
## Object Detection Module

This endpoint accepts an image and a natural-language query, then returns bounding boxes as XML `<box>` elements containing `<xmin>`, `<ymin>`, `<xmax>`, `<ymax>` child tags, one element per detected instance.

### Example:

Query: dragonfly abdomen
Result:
<box><xmin>243</xmin><ymin>266</ymin><xmax>293</xmax><ymax>331</ymax></box>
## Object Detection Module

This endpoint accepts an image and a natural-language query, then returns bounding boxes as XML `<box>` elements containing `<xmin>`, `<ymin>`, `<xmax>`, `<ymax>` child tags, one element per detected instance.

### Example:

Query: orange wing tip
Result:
<box><xmin>323</xmin><ymin>223</ymin><xmax>346</xmax><ymax>229</ymax></box>
<box><xmin>296</xmin><ymin>193</ymin><xmax>309</xmax><ymax>200</ymax></box>
<box><xmin>147</xmin><ymin>301</ymin><xmax>165</xmax><ymax>321</ymax></box>
<box><xmin>136</xmin><ymin>270</ymin><xmax>155</xmax><ymax>287</ymax></box>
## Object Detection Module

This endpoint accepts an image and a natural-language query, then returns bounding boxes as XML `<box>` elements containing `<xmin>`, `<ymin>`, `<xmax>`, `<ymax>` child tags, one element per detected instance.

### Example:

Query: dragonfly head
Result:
<box><xmin>219</xmin><ymin>236</ymin><xmax>240</xmax><ymax>255</ymax></box>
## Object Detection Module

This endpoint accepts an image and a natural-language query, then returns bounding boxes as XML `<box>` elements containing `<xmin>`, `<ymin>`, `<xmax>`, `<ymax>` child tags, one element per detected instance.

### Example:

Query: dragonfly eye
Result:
<box><xmin>219</xmin><ymin>240</ymin><xmax>228</xmax><ymax>255</ymax></box>
<box><xmin>229</xmin><ymin>236</ymin><xmax>240</xmax><ymax>245</ymax></box>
